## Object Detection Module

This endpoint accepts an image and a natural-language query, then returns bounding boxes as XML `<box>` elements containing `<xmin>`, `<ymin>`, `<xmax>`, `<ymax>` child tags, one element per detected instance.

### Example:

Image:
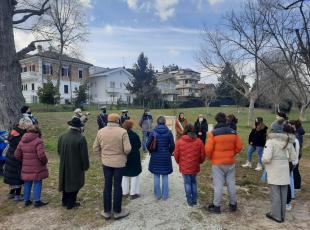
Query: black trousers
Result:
<box><xmin>293</xmin><ymin>163</ymin><xmax>302</xmax><ymax>189</ymax></box>
<box><xmin>103</xmin><ymin>165</ymin><xmax>124</xmax><ymax>213</ymax></box>
<box><xmin>10</xmin><ymin>187</ymin><xmax>21</xmax><ymax>196</ymax></box>
<box><xmin>62</xmin><ymin>191</ymin><xmax>79</xmax><ymax>209</ymax></box>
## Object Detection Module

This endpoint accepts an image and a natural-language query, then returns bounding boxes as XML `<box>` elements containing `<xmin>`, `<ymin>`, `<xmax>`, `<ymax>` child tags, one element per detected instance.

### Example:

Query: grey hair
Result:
<box><xmin>157</xmin><ymin>116</ymin><xmax>166</xmax><ymax>125</ymax></box>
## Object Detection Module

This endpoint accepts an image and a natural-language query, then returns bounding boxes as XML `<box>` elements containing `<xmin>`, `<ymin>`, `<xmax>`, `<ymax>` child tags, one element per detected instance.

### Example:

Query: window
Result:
<box><xmin>32</xmin><ymin>83</ymin><xmax>35</xmax><ymax>91</ymax></box>
<box><xmin>43</xmin><ymin>63</ymin><xmax>53</xmax><ymax>75</ymax></box>
<box><xmin>64</xmin><ymin>85</ymin><xmax>69</xmax><ymax>94</ymax></box>
<box><xmin>31</xmin><ymin>65</ymin><xmax>35</xmax><ymax>72</ymax></box>
<box><xmin>110</xmin><ymin>81</ymin><xmax>115</xmax><ymax>88</ymax></box>
<box><xmin>62</xmin><ymin>66</ymin><xmax>69</xmax><ymax>77</ymax></box>
<box><xmin>78</xmin><ymin>69</ymin><xmax>83</xmax><ymax>79</ymax></box>
<box><xmin>23</xmin><ymin>84</ymin><xmax>28</xmax><ymax>91</ymax></box>
<box><xmin>23</xmin><ymin>66</ymin><xmax>27</xmax><ymax>72</ymax></box>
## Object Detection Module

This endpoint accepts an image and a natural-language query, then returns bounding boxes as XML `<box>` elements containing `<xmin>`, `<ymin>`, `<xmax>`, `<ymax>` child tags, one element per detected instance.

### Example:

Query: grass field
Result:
<box><xmin>0</xmin><ymin>106</ymin><xmax>309</xmax><ymax>228</ymax></box>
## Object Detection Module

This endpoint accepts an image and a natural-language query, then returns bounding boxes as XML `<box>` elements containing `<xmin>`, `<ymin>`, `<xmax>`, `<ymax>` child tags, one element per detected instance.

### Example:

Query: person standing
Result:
<box><xmin>174</xmin><ymin>124</ymin><xmax>205</xmax><ymax>206</ymax></box>
<box><xmin>226</xmin><ymin>114</ymin><xmax>238</xmax><ymax>131</ymax></box>
<box><xmin>120</xmin><ymin>110</ymin><xmax>130</xmax><ymax>125</ymax></box>
<box><xmin>3</xmin><ymin>118</ymin><xmax>32</xmax><ymax>201</ymax></box>
<box><xmin>58</xmin><ymin>118</ymin><xmax>90</xmax><ymax>210</ymax></box>
<box><xmin>147</xmin><ymin>116</ymin><xmax>175</xmax><ymax>200</ymax></box>
<box><xmin>194</xmin><ymin>114</ymin><xmax>208</xmax><ymax>144</ymax></box>
<box><xmin>97</xmin><ymin>106</ymin><xmax>108</xmax><ymax>130</ymax></box>
<box><xmin>205</xmin><ymin>113</ymin><xmax>243</xmax><ymax>214</ymax></box>
<box><xmin>122</xmin><ymin>120</ymin><xmax>142</xmax><ymax>200</ymax></box>
<box><xmin>15</xmin><ymin>125</ymin><xmax>49</xmax><ymax>208</ymax></box>
<box><xmin>242</xmin><ymin>117</ymin><xmax>268</xmax><ymax>171</ymax></box>
<box><xmin>262</xmin><ymin>124</ymin><xmax>297</xmax><ymax>223</ymax></box>
<box><xmin>271</xmin><ymin>111</ymin><xmax>288</xmax><ymax>133</ymax></box>
<box><xmin>20</xmin><ymin>106</ymin><xmax>38</xmax><ymax>125</ymax></box>
<box><xmin>139</xmin><ymin>109</ymin><xmax>153</xmax><ymax>152</ymax></box>
<box><xmin>175</xmin><ymin>112</ymin><xmax>188</xmax><ymax>141</ymax></box>
<box><xmin>93</xmin><ymin>113</ymin><xmax>131</xmax><ymax>220</ymax></box>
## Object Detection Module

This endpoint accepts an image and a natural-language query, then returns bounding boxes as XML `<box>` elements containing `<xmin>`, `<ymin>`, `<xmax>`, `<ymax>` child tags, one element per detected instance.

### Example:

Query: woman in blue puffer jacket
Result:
<box><xmin>147</xmin><ymin>116</ymin><xmax>175</xmax><ymax>200</ymax></box>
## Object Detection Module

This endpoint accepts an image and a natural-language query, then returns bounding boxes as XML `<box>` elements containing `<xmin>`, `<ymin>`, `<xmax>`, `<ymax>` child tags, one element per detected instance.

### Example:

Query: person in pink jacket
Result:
<box><xmin>15</xmin><ymin>125</ymin><xmax>49</xmax><ymax>208</ymax></box>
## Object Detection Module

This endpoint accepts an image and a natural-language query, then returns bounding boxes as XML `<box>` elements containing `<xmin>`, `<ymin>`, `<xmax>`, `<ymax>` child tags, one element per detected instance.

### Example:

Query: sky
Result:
<box><xmin>14</xmin><ymin>0</ymin><xmax>245</xmax><ymax>83</ymax></box>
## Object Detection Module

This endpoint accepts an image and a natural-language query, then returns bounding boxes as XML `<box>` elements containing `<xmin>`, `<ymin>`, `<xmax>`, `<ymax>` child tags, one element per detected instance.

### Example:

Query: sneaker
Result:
<box><xmin>255</xmin><ymin>163</ymin><xmax>263</xmax><ymax>171</ymax></box>
<box><xmin>130</xmin><ymin>194</ymin><xmax>140</xmax><ymax>200</ymax></box>
<box><xmin>101</xmin><ymin>211</ymin><xmax>112</xmax><ymax>220</ymax></box>
<box><xmin>207</xmin><ymin>204</ymin><xmax>221</xmax><ymax>214</ymax></box>
<box><xmin>34</xmin><ymin>201</ymin><xmax>49</xmax><ymax>208</ymax></box>
<box><xmin>242</xmin><ymin>161</ymin><xmax>252</xmax><ymax>168</ymax></box>
<box><xmin>14</xmin><ymin>195</ymin><xmax>24</xmax><ymax>202</ymax></box>
<box><xmin>286</xmin><ymin>204</ymin><xmax>292</xmax><ymax>211</ymax></box>
<box><xmin>24</xmin><ymin>200</ymin><xmax>32</xmax><ymax>207</ymax></box>
<box><xmin>114</xmin><ymin>209</ymin><xmax>130</xmax><ymax>220</ymax></box>
<box><xmin>229</xmin><ymin>203</ymin><xmax>237</xmax><ymax>212</ymax></box>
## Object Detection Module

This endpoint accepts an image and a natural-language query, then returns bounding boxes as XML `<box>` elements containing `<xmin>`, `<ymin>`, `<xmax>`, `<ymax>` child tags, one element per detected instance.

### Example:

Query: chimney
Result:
<box><xmin>37</xmin><ymin>45</ymin><xmax>43</xmax><ymax>53</ymax></box>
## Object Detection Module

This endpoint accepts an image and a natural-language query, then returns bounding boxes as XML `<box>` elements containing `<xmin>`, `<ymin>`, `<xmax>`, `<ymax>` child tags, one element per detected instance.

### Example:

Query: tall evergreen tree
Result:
<box><xmin>126</xmin><ymin>52</ymin><xmax>160</xmax><ymax>106</ymax></box>
<box><xmin>73</xmin><ymin>83</ymin><xmax>88</xmax><ymax>108</ymax></box>
<box><xmin>37</xmin><ymin>79</ymin><xmax>57</xmax><ymax>104</ymax></box>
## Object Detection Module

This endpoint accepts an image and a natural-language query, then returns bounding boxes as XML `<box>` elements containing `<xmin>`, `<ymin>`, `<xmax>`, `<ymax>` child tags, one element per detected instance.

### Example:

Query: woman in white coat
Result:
<box><xmin>262</xmin><ymin>123</ymin><xmax>297</xmax><ymax>223</ymax></box>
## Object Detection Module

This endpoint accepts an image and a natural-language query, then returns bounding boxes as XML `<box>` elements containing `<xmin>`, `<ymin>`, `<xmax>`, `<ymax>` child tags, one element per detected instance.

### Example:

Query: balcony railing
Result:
<box><xmin>21</xmin><ymin>72</ymin><xmax>40</xmax><ymax>81</ymax></box>
<box><xmin>175</xmin><ymin>84</ymin><xmax>199</xmax><ymax>89</ymax></box>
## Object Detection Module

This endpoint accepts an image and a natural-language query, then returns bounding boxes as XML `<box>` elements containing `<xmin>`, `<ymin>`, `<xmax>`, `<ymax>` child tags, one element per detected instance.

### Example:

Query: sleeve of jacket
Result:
<box><xmin>146</xmin><ymin>131</ymin><xmax>154</xmax><ymax>150</ymax></box>
<box><xmin>15</xmin><ymin>143</ymin><xmax>22</xmax><ymax>161</ymax></box>
<box><xmin>93</xmin><ymin>133</ymin><xmax>101</xmax><ymax>156</ymax></box>
<box><xmin>174</xmin><ymin>141</ymin><xmax>180</xmax><ymax>164</ymax></box>
<box><xmin>206</xmin><ymin>120</ymin><xmax>208</xmax><ymax>132</ymax></box>
<box><xmin>248</xmin><ymin>129</ymin><xmax>254</xmax><ymax>144</ymax></box>
<box><xmin>262</xmin><ymin>140</ymin><xmax>273</xmax><ymax>164</ymax></box>
<box><xmin>139</xmin><ymin>117</ymin><xmax>143</xmax><ymax>127</ymax></box>
<box><xmin>80</xmin><ymin>136</ymin><xmax>90</xmax><ymax>171</ymax></box>
<box><xmin>57</xmin><ymin>136</ymin><xmax>62</xmax><ymax>156</ymax></box>
<box><xmin>97</xmin><ymin>115</ymin><xmax>102</xmax><ymax>128</ymax></box>
<box><xmin>134</xmin><ymin>132</ymin><xmax>142</xmax><ymax>150</ymax></box>
<box><xmin>169</xmin><ymin>132</ymin><xmax>175</xmax><ymax>154</ymax></box>
<box><xmin>36</xmin><ymin>140</ymin><xmax>48</xmax><ymax>165</ymax></box>
<box><xmin>200</xmin><ymin>140</ymin><xmax>206</xmax><ymax>163</ymax></box>
<box><xmin>122</xmin><ymin>132</ymin><xmax>132</xmax><ymax>155</ymax></box>
<box><xmin>288</xmin><ymin>142</ymin><xmax>297</xmax><ymax>166</ymax></box>
<box><xmin>205</xmin><ymin>132</ymin><xmax>214</xmax><ymax>159</ymax></box>
<box><xmin>235</xmin><ymin>134</ymin><xmax>243</xmax><ymax>154</ymax></box>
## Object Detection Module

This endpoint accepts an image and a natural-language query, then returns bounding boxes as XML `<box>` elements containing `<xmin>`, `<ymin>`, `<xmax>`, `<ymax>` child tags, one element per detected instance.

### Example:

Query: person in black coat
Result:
<box><xmin>227</xmin><ymin>114</ymin><xmax>238</xmax><ymax>131</ymax></box>
<box><xmin>97</xmin><ymin>106</ymin><xmax>108</xmax><ymax>130</ymax></box>
<box><xmin>242</xmin><ymin>117</ymin><xmax>268</xmax><ymax>171</ymax></box>
<box><xmin>121</xmin><ymin>120</ymin><xmax>142</xmax><ymax>200</ymax></box>
<box><xmin>194</xmin><ymin>114</ymin><xmax>208</xmax><ymax>144</ymax></box>
<box><xmin>3</xmin><ymin>118</ymin><xmax>32</xmax><ymax>201</ymax></box>
<box><xmin>120</xmin><ymin>110</ymin><xmax>130</xmax><ymax>125</ymax></box>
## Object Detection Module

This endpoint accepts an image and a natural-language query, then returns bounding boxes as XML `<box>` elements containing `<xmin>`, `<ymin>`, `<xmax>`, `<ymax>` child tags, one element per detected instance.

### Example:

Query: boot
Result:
<box><xmin>255</xmin><ymin>163</ymin><xmax>263</xmax><ymax>171</ymax></box>
<box><xmin>34</xmin><ymin>201</ymin><xmax>49</xmax><ymax>208</ymax></box>
<box><xmin>242</xmin><ymin>161</ymin><xmax>252</xmax><ymax>168</ymax></box>
<box><xmin>229</xmin><ymin>203</ymin><xmax>237</xmax><ymax>212</ymax></box>
<box><xmin>130</xmin><ymin>194</ymin><xmax>140</xmax><ymax>200</ymax></box>
<box><xmin>207</xmin><ymin>204</ymin><xmax>221</xmax><ymax>214</ymax></box>
<box><xmin>114</xmin><ymin>208</ymin><xmax>130</xmax><ymax>220</ymax></box>
<box><xmin>24</xmin><ymin>200</ymin><xmax>32</xmax><ymax>207</ymax></box>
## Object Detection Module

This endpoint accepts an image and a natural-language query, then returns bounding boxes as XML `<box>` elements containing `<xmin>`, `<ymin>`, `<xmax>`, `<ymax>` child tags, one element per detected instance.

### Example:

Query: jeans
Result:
<box><xmin>247</xmin><ymin>145</ymin><xmax>264</xmax><ymax>164</ymax></box>
<box><xmin>62</xmin><ymin>191</ymin><xmax>79</xmax><ymax>209</ymax></box>
<box><xmin>103</xmin><ymin>165</ymin><xmax>124</xmax><ymax>213</ymax></box>
<box><xmin>24</xmin><ymin>180</ymin><xmax>42</xmax><ymax>202</ymax></box>
<box><xmin>142</xmin><ymin>131</ymin><xmax>149</xmax><ymax>151</ymax></box>
<box><xmin>212</xmin><ymin>165</ymin><xmax>236</xmax><ymax>207</ymax></box>
<box><xmin>154</xmin><ymin>174</ymin><xmax>169</xmax><ymax>200</ymax></box>
<box><xmin>183</xmin><ymin>174</ymin><xmax>197</xmax><ymax>205</ymax></box>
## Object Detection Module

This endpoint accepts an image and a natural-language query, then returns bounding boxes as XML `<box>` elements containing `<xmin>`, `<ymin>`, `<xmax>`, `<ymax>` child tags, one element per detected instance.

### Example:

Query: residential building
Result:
<box><xmin>89</xmin><ymin>66</ymin><xmax>133</xmax><ymax>105</ymax></box>
<box><xmin>20</xmin><ymin>47</ymin><xmax>92</xmax><ymax>104</ymax></box>
<box><xmin>156</xmin><ymin>68</ymin><xmax>201</xmax><ymax>101</ymax></box>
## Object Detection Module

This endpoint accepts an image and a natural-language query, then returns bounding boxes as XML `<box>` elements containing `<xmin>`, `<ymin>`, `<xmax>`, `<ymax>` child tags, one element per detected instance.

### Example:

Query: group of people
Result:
<box><xmin>0</xmin><ymin>106</ymin><xmax>305</xmax><ymax>224</ymax></box>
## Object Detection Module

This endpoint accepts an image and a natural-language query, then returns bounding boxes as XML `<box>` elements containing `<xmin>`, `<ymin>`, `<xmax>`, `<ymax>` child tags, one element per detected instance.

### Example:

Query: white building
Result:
<box><xmin>89</xmin><ymin>66</ymin><xmax>134</xmax><ymax>105</ymax></box>
<box><xmin>20</xmin><ymin>48</ymin><xmax>92</xmax><ymax>104</ymax></box>
<box><xmin>156</xmin><ymin>72</ymin><xmax>179</xmax><ymax>101</ymax></box>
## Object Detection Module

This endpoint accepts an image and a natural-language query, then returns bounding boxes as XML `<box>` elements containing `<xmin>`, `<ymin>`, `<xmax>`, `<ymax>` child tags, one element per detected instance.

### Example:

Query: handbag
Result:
<box><xmin>147</xmin><ymin>131</ymin><xmax>157</xmax><ymax>153</ymax></box>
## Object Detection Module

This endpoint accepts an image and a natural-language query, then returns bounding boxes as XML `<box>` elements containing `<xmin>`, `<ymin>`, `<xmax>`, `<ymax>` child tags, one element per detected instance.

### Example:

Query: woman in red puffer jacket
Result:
<box><xmin>174</xmin><ymin>124</ymin><xmax>206</xmax><ymax>206</ymax></box>
<box><xmin>15</xmin><ymin>125</ymin><xmax>49</xmax><ymax>208</ymax></box>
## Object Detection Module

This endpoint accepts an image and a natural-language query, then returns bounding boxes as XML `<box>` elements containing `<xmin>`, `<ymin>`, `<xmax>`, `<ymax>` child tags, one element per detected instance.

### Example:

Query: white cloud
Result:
<box><xmin>127</xmin><ymin>0</ymin><xmax>139</xmax><ymax>10</ymax></box>
<box><xmin>14</xmin><ymin>30</ymin><xmax>35</xmax><ymax>51</ymax></box>
<box><xmin>80</xmin><ymin>0</ymin><xmax>93</xmax><ymax>8</ymax></box>
<box><xmin>154</xmin><ymin>0</ymin><xmax>179</xmax><ymax>21</ymax></box>
<box><xmin>208</xmin><ymin>0</ymin><xmax>224</xmax><ymax>5</ymax></box>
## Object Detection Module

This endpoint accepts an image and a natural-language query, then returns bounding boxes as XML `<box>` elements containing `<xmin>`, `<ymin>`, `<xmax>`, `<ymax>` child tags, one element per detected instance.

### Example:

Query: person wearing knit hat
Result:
<box><xmin>271</xmin><ymin>111</ymin><xmax>288</xmax><ymax>134</ymax></box>
<box><xmin>20</xmin><ymin>106</ymin><xmax>38</xmax><ymax>125</ymax></box>
<box><xmin>93</xmin><ymin>112</ymin><xmax>131</xmax><ymax>220</ymax></box>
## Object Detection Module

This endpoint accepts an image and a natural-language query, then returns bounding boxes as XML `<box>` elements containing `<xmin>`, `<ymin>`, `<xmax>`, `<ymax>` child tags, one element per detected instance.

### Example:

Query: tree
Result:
<box><xmin>0</xmin><ymin>0</ymin><xmax>50</xmax><ymax>130</ymax></box>
<box><xmin>73</xmin><ymin>83</ymin><xmax>88</xmax><ymax>108</ymax></box>
<box><xmin>34</xmin><ymin>0</ymin><xmax>88</xmax><ymax>99</ymax></box>
<box><xmin>126</xmin><ymin>52</ymin><xmax>161</xmax><ymax>107</ymax></box>
<box><xmin>37</xmin><ymin>78</ymin><xmax>57</xmax><ymax>104</ymax></box>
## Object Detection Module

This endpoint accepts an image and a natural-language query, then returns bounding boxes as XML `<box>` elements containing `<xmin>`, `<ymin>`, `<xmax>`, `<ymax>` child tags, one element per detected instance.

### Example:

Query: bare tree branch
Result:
<box><xmin>15</xmin><ymin>39</ymin><xmax>51</xmax><ymax>60</ymax></box>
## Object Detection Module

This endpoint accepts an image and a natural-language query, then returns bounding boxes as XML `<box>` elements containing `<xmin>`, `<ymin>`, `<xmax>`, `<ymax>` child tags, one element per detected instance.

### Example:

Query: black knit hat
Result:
<box><xmin>277</xmin><ymin>111</ymin><xmax>288</xmax><ymax>120</ymax></box>
<box><xmin>20</xmin><ymin>106</ymin><xmax>29</xmax><ymax>114</ymax></box>
<box><xmin>67</xmin><ymin>117</ymin><xmax>84</xmax><ymax>128</ymax></box>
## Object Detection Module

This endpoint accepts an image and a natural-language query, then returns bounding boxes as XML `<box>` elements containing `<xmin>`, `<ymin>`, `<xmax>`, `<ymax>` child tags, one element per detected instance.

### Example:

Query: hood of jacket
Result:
<box><xmin>154</xmin><ymin>124</ymin><xmax>170</xmax><ymax>135</ymax></box>
<box><xmin>268</xmin><ymin>133</ymin><xmax>295</xmax><ymax>143</ymax></box>
<box><xmin>21</xmin><ymin>133</ymin><xmax>40</xmax><ymax>143</ymax></box>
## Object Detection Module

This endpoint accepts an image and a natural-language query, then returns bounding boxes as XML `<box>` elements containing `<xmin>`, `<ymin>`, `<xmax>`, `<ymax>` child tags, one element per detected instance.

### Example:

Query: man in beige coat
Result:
<box><xmin>93</xmin><ymin>113</ymin><xmax>131</xmax><ymax>220</ymax></box>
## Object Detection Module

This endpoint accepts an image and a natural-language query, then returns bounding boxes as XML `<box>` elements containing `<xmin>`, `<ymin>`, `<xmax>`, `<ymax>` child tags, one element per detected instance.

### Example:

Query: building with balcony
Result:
<box><xmin>156</xmin><ymin>72</ymin><xmax>179</xmax><ymax>101</ymax></box>
<box><xmin>20</xmin><ymin>47</ymin><xmax>92</xmax><ymax>104</ymax></box>
<box><xmin>89</xmin><ymin>66</ymin><xmax>133</xmax><ymax>105</ymax></box>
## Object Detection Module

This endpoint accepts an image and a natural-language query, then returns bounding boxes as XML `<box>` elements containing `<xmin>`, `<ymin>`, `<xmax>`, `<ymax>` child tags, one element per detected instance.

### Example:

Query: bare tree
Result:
<box><xmin>34</xmin><ymin>0</ymin><xmax>88</xmax><ymax>101</ymax></box>
<box><xmin>0</xmin><ymin>0</ymin><xmax>50</xmax><ymax>130</ymax></box>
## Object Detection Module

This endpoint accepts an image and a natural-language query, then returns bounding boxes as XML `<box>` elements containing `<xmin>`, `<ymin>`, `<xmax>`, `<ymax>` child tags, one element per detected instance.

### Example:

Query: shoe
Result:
<box><xmin>130</xmin><ymin>194</ymin><xmax>140</xmax><ymax>200</ymax></box>
<box><xmin>34</xmin><ymin>201</ymin><xmax>49</xmax><ymax>208</ymax></box>
<box><xmin>101</xmin><ymin>211</ymin><xmax>112</xmax><ymax>220</ymax></box>
<box><xmin>7</xmin><ymin>193</ymin><xmax>15</xmax><ymax>200</ymax></box>
<box><xmin>207</xmin><ymin>204</ymin><xmax>221</xmax><ymax>214</ymax></box>
<box><xmin>229</xmin><ymin>203</ymin><xmax>237</xmax><ymax>212</ymax></box>
<box><xmin>24</xmin><ymin>200</ymin><xmax>32</xmax><ymax>207</ymax></box>
<box><xmin>286</xmin><ymin>204</ymin><xmax>292</xmax><ymax>211</ymax></box>
<box><xmin>14</xmin><ymin>195</ymin><xmax>24</xmax><ymax>202</ymax></box>
<box><xmin>122</xmin><ymin>194</ymin><xmax>129</xmax><ymax>199</ymax></box>
<box><xmin>67</xmin><ymin>202</ymin><xmax>80</xmax><ymax>210</ymax></box>
<box><xmin>266</xmin><ymin>213</ymin><xmax>283</xmax><ymax>223</ymax></box>
<box><xmin>295</xmin><ymin>189</ymin><xmax>301</xmax><ymax>192</ymax></box>
<box><xmin>255</xmin><ymin>163</ymin><xmax>263</xmax><ymax>171</ymax></box>
<box><xmin>242</xmin><ymin>161</ymin><xmax>252</xmax><ymax>168</ymax></box>
<box><xmin>114</xmin><ymin>209</ymin><xmax>130</xmax><ymax>220</ymax></box>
